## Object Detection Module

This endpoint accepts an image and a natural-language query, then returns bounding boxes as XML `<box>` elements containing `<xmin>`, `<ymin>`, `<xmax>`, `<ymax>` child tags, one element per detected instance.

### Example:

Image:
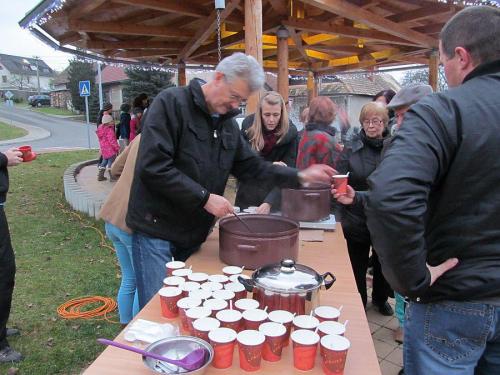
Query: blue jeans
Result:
<box><xmin>105</xmin><ymin>223</ymin><xmax>139</xmax><ymax>324</ymax></box>
<box><xmin>132</xmin><ymin>232</ymin><xmax>175</xmax><ymax>309</ymax></box>
<box><xmin>404</xmin><ymin>300</ymin><xmax>500</xmax><ymax>374</ymax></box>
<box><xmin>99</xmin><ymin>155</ymin><xmax>116</xmax><ymax>169</ymax></box>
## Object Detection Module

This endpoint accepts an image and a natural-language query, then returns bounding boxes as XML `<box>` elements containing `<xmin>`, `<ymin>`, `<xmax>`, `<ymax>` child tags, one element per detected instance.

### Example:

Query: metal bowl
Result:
<box><xmin>142</xmin><ymin>336</ymin><xmax>213</xmax><ymax>374</ymax></box>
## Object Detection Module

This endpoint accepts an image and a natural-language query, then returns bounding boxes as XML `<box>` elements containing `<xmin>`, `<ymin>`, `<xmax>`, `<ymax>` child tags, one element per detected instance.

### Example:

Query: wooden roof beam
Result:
<box><xmin>85</xmin><ymin>40</ymin><xmax>185</xmax><ymax>49</ymax></box>
<box><xmin>67</xmin><ymin>20</ymin><xmax>193</xmax><ymax>39</ymax></box>
<box><xmin>286</xmin><ymin>26</ymin><xmax>313</xmax><ymax>65</ymax></box>
<box><xmin>68</xmin><ymin>0</ymin><xmax>107</xmax><ymax>19</ymax></box>
<box><xmin>112</xmin><ymin>0</ymin><xmax>207</xmax><ymax>18</ymax></box>
<box><xmin>283</xmin><ymin>19</ymin><xmax>422</xmax><ymax>47</ymax></box>
<box><xmin>301</xmin><ymin>0</ymin><xmax>438</xmax><ymax>48</ymax></box>
<box><xmin>113</xmin><ymin>49</ymin><xmax>176</xmax><ymax>58</ymax></box>
<box><xmin>387</xmin><ymin>5</ymin><xmax>454</xmax><ymax>23</ymax></box>
<box><xmin>176</xmin><ymin>0</ymin><xmax>240</xmax><ymax>62</ymax></box>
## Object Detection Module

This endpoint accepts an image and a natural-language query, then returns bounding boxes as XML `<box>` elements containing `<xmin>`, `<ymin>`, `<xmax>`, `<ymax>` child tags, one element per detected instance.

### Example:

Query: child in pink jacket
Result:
<box><xmin>96</xmin><ymin>114</ymin><xmax>120</xmax><ymax>181</ymax></box>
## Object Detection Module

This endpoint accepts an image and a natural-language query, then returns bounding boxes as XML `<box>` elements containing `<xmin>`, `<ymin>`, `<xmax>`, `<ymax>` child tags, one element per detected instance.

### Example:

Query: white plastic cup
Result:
<box><xmin>293</xmin><ymin>314</ymin><xmax>320</xmax><ymax>331</ymax></box>
<box><xmin>203</xmin><ymin>298</ymin><xmax>228</xmax><ymax>317</ymax></box>
<box><xmin>317</xmin><ymin>321</ymin><xmax>346</xmax><ymax>337</ymax></box>
<box><xmin>163</xmin><ymin>275</ymin><xmax>185</xmax><ymax>287</ymax></box>
<box><xmin>291</xmin><ymin>329</ymin><xmax>320</xmax><ymax>371</ymax></box>
<box><xmin>242</xmin><ymin>308</ymin><xmax>268</xmax><ymax>330</ymax></box>
<box><xmin>222</xmin><ymin>265</ymin><xmax>244</xmax><ymax>276</ymax></box>
<box><xmin>235</xmin><ymin>298</ymin><xmax>260</xmax><ymax>312</ymax></box>
<box><xmin>200</xmin><ymin>281</ymin><xmax>224</xmax><ymax>292</ymax></box>
<box><xmin>188</xmin><ymin>272</ymin><xmax>209</xmax><ymax>283</ymax></box>
<box><xmin>165</xmin><ymin>260</ymin><xmax>185</xmax><ymax>276</ymax></box>
<box><xmin>192</xmin><ymin>317</ymin><xmax>220</xmax><ymax>341</ymax></box>
<box><xmin>314</xmin><ymin>305</ymin><xmax>341</xmax><ymax>322</ymax></box>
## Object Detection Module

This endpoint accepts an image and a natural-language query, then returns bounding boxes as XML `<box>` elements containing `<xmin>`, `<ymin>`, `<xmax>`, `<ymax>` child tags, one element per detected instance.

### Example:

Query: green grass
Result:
<box><xmin>0</xmin><ymin>121</ymin><xmax>28</xmax><ymax>141</ymax></box>
<box><xmin>1</xmin><ymin>150</ymin><xmax>122</xmax><ymax>374</ymax></box>
<box><xmin>32</xmin><ymin>107</ymin><xmax>76</xmax><ymax>116</ymax></box>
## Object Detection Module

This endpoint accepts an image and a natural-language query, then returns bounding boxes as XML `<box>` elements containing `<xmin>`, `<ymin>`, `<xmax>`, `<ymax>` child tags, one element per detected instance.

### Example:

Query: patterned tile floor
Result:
<box><xmin>366</xmin><ymin>276</ymin><xmax>404</xmax><ymax>375</ymax></box>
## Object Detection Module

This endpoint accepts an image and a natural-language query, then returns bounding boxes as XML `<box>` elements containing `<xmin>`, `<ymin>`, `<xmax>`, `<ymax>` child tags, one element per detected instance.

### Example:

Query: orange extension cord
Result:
<box><xmin>56</xmin><ymin>203</ymin><xmax>119</xmax><ymax>323</ymax></box>
<box><xmin>57</xmin><ymin>296</ymin><xmax>118</xmax><ymax>322</ymax></box>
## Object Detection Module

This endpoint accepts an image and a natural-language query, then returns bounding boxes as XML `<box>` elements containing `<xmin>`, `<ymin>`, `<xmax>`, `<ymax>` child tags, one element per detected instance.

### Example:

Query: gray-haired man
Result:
<box><xmin>126</xmin><ymin>53</ymin><xmax>335</xmax><ymax>307</ymax></box>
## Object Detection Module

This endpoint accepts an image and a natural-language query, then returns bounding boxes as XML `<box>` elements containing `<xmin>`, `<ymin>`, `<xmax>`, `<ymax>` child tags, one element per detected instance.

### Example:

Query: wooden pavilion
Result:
<box><xmin>19</xmin><ymin>0</ymin><xmax>496</xmax><ymax>111</ymax></box>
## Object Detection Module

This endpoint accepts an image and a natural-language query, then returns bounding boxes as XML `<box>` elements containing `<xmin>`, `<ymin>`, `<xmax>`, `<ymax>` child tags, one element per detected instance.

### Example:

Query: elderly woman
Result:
<box><xmin>336</xmin><ymin>102</ymin><xmax>393</xmax><ymax>315</ymax></box>
<box><xmin>297</xmin><ymin>96</ymin><xmax>342</xmax><ymax>169</ymax></box>
<box><xmin>235</xmin><ymin>91</ymin><xmax>298</xmax><ymax>214</ymax></box>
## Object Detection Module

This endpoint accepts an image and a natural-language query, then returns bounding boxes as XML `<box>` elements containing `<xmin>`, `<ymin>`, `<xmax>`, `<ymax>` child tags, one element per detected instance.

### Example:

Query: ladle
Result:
<box><xmin>232</xmin><ymin>212</ymin><xmax>253</xmax><ymax>232</ymax></box>
<box><xmin>97</xmin><ymin>338</ymin><xmax>206</xmax><ymax>371</ymax></box>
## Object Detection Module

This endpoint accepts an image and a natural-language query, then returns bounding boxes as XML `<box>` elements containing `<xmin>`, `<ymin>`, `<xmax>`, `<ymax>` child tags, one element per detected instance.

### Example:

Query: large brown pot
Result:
<box><xmin>219</xmin><ymin>215</ymin><xmax>299</xmax><ymax>270</ymax></box>
<box><xmin>281</xmin><ymin>184</ymin><xmax>331</xmax><ymax>222</ymax></box>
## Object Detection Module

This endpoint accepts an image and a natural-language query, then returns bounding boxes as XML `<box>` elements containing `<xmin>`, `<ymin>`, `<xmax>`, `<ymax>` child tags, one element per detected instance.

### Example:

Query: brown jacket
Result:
<box><xmin>98</xmin><ymin>134</ymin><xmax>141</xmax><ymax>233</ymax></box>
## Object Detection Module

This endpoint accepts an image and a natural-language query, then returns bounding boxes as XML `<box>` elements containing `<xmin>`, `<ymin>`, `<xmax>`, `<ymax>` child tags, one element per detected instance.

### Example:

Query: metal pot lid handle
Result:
<box><xmin>280</xmin><ymin>259</ymin><xmax>296</xmax><ymax>273</ymax></box>
<box><xmin>321</xmin><ymin>272</ymin><xmax>336</xmax><ymax>290</ymax></box>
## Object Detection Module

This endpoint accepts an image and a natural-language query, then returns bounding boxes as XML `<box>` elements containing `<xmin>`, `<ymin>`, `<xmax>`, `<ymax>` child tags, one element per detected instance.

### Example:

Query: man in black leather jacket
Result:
<box><xmin>363</xmin><ymin>6</ymin><xmax>500</xmax><ymax>374</ymax></box>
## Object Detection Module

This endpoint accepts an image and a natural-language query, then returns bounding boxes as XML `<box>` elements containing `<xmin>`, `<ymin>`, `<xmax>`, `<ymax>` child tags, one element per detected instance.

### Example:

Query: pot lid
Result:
<box><xmin>252</xmin><ymin>259</ymin><xmax>323</xmax><ymax>293</ymax></box>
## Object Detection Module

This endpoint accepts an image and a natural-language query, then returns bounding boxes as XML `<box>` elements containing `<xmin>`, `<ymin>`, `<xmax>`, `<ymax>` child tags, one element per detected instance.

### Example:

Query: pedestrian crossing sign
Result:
<box><xmin>79</xmin><ymin>80</ymin><xmax>91</xmax><ymax>97</ymax></box>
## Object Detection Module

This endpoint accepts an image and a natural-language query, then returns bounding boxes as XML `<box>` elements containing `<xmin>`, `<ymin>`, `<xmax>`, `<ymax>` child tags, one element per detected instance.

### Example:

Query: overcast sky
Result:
<box><xmin>0</xmin><ymin>0</ymin><xmax>72</xmax><ymax>72</ymax></box>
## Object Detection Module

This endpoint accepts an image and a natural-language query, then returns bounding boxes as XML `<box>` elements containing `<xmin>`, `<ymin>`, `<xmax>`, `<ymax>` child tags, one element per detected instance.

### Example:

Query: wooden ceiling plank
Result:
<box><xmin>67</xmin><ymin>20</ymin><xmax>193</xmax><ymax>39</ymax></box>
<box><xmin>283</xmin><ymin>19</ymin><xmax>421</xmax><ymax>47</ymax></box>
<box><xmin>268</xmin><ymin>0</ymin><xmax>289</xmax><ymax>16</ymax></box>
<box><xmin>387</xmin><ymin>5</ymin><xmax>453</xmax><ymax>23</ymax></box>
<box><xmin>301</xmin><ymin>0</ymin><xmax>437</xmax><ymax>48</ymax></box>
<box><xmin>68</xmin><ymin>0</ymin><xmax>107</xmax><ymax>19</ymax></box>
<box><xmin>112</xmin><ymin>0</ymin><xmax>207</xmax><ymax>18</ymax></box>
<box><xmin>85</xmin><ymin>40</ymin><xmax>185</xmax><ymax>49</ymax></box>
<box><xmin>176</xmin><ymin>0</ymin><xmax>240</xmax><ymax>62</ymax></box>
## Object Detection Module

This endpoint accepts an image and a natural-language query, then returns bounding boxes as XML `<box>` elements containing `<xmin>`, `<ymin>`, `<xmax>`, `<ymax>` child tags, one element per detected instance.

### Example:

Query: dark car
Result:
<box><xmin>31</xmin><ymin>95</ymin><xmax>51</xmax><ymax>107</ymax></box>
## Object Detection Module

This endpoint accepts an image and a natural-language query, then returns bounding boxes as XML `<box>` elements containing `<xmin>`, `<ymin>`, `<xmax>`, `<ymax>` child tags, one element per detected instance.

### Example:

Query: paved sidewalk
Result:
<box><xmin>68</xmin><ymin>162</ymin><xmax>404</xmax><ymax>375</ymax></box>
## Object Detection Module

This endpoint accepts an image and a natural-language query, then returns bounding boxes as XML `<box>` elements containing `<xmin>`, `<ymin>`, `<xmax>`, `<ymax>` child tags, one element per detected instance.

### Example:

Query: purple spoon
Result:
<box><xmin>97</xmin><ymin>338</ymin><xmax>206</xmax><ymax>371</ymax></box>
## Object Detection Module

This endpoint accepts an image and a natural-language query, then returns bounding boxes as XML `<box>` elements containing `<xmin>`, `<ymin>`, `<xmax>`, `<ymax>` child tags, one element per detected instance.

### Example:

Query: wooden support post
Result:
<box><xmin>245</xmin><ymin>0</ymin><xmax>263</xmax><ymax>114</ymax></box>
<box><xmin>178</xmin><ymin>61</ymin><xmax>186</xmax><ymax>87</ymax></box>
<box><xmin>429</xmin><ymin>50</ymin><xmax>439</xmax><ymax>92</ymax></box>
<box><xmin>307</xmin><ymin>71</ymin><xmax>317</xmax><ymax>104</ymax></box>
<box><xmin>277</xmin><ymin>26</ymin><xmax>289</xmax><ymax>103</ymax></box>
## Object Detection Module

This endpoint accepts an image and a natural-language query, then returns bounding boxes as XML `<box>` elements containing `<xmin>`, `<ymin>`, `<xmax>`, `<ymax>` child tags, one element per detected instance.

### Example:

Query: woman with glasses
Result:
<box><xmin>235</xmin><ymin>91</ymin><xmax>298</xmax><ymax>214</ymax></box>
<box><xmin>336</xmin><ymin>102</ymin><xmax>393</xmax><ymax>315</ymax></box>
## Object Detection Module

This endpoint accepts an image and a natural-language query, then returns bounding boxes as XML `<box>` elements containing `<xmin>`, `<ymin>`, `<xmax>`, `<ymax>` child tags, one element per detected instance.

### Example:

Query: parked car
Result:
<box><xmin>30</xmin><ymin>95</ymin><xmax>51</xmax><ymax>107</ymax></box>
<box><xmin>27</xmin><ymin>95</ymin><xmax>35</xmax><ymax>105</ymax></box>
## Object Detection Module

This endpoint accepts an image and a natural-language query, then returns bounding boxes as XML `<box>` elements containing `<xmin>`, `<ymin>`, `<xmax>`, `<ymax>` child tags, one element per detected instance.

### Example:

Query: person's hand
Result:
<box><xmin>298</xmin><ymin>164</ymin><xmax>336</xmax><ymax>185</ymax></box>
<box><xmin>256</xmin><ymin>203</ymin><xmax>271</xmax><ymax>214</ymax></box>
<box><xmin>4</xmin><ymin>148</ymin><xmax>23</xmax><ymax>166</ymax></box>
<box><xmin>204</xmin><ymin>194</ymin><xmax>234</xmax><ymax>218</ymax></box>
<box><xmin>427</xmin><ymin>258</ymin><xmax>459</xmax><ymax>286</ymax></box>
<box><xmin>273</xmin><ymin>161</ymin><xmax>287</xmax><ymax>167</ymax></box>
<box><xmin>332</xmin><ymin>185</ymin><xmax>355</xmax><ymax>205</ymax></box>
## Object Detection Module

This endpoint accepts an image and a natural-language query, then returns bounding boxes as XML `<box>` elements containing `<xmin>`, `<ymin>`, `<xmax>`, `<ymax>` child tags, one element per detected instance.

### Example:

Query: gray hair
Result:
<box><xmin>215</xmin><ymin>53</ymin><xmax>265</xmax><ymax>92</ymax></box>
<box><xmin>440</xmin><ymin>6</ymin><xmax>500</xmax><ymax>65</ymax></box>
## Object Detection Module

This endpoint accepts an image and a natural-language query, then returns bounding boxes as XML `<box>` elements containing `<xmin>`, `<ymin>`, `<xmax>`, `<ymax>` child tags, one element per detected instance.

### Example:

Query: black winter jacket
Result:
<box><xmin>235</xmin><ymin>114</ymin><xmax>298</xmax><ymax>210</ymax></box>
<box><xmin>336</xmin><ymin>130</ymin><xmax>388</xmax><ymax>242</ymax></box>
<box><xmin>126</xmin><ymin>80</ymin><xmax>300</xmax><ymax>254</ymax></box>
<box><xmin>0</xmin><ymin>153</ymin><xmax>8</xmax><ymax>204</ymax></box>
<box><xmin>366</xmin><ymin>60</ymin><xmax>500</xmax><ymax>303</ymax></box>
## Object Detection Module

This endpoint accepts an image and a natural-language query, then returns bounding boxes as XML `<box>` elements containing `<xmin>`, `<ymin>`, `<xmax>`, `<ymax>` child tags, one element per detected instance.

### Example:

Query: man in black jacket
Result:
<box><xmin>363</xmin><ymin>6</ymin><xmax>500</xmax><ymax>374</ymax></box>
<box><xmin>126</xmin><ymin>53</ymin><xmax>334</xmax><ymax>308</ymax></box>
<box><xmin>0</xmin><ymin>148</ymin><xmax>23</xmax><ymax>363</ymax></box>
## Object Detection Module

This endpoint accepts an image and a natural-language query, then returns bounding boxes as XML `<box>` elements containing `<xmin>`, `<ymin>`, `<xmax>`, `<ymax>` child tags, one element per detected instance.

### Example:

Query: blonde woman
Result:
<box><xmin>235</xmin><ymin>91</ymin><xmax>298</xmax><ymax>214</ymax></box>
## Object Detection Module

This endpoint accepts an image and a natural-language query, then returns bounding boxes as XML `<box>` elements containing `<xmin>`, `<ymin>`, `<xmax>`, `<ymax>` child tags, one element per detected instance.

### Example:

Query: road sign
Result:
<box><xmin>79</xmin><ymin>80</ymin><xmax>91</xmax><ymax>97</ymax></box>
<box><xmin>4</xmin><ymin>91</ymin><xmax>13</xmax><ymax>100</ymax></box>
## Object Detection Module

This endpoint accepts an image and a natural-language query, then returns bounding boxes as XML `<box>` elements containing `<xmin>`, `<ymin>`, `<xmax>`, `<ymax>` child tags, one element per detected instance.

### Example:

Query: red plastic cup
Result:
<box><xmin>212</xmin><ymin>289</ymin><xmax>235</xmax><ymax>303</ymax></box>
<box><xmin>181</xmin><ymin>281</ymin><xmax>201</xmax><ymax>298</ymax></box>
<box><xmin>188</xmin><ymin>288</ymin><xmax>212</xmax><ymax>301</ymax></box>
<box><xmin>237</xmin><ymin>330</ymin><xmax>265</xmax><ymax>372</ymax></box>
<box><xmin>291</xmin><ymin>329</ymin><xmax>320</xmax><ymax>371</ymax></box>
<box><xmin>208</xmin><ymin>274</ymin><xmax>229</xmax><ymax>284</ymax></box>
<box><xmin>224</xmin><ymin>282</ymin><xmax>247</xmax><ymax>301</ymax></box>
<box><xmin>158</xmin><ymin>287</ymin><xmax>182</xmax><ymax>319</ymax></box>
<box><xmin>332</xmin><ymin>175</ymin><xmax>349</xmax><ymax>195</ymax></box>
<box><xmin>172</xmin><ymin>268</ymin><xmax>192</xmax><ymax>281</ymax></box>
<box><xmin>258</xmin><ymin>322</ymin><xmax>286</xmax><ymax>362</ymax></box>
<box><xmin>216</xmin><ymin>309</ymin><xmax>243</xmax><ymax>332</ymax></box>
<box><xmin>209</xmin><ymin>327</ymin><xmax>237</xmax><ymax>369</ymax></box>
<box><xmin>192</xmin><ymin>317</ymin><xmax>220</xmax><ymax>341</ymax></box>
<box><xmin>222</xmin><ymin>265</ymin><xmax>244</xmax><ymax>277</ymax></box>
<box><xmin>18</xmin><ymin>145</ymin><xmax>36</xmax><ymax>162</ymax></box>
<box><xmin>320</xmin><ymin>334</ymin><xmax>350</xmax><ymax>375</ymax></box>
<box><xmin>185</xmin><ymin>307</ymin><xmax>212</xmax><ymax>334</ymax></box>
<box><xmin>203</xmin><ymin>298</ymin><xmax>228</xmax><ymax>318</ymax></box>
<box><xmin>188</xmin><ymin>272</ymin><xmax>209</xmax><ymax>283</ymax></box>
<box><xmin>317</xmin><ymin>321</ymin><xmax>346</xmax><ymax>338</ymax></box>
<box><xmin>176</xmin><ymin>297</ymin><xmax>202</xmax><ymax>332</ymax></box>
<box><xmin>235</xmin><ymin>298</ymin><xmax>260</xmax><ymax>312</ymax></box>
<box><xmin>293</xmin><ymin>314</ymin><xmax>320</xmax><ymax>331</ymax></box>
<box><xmin>163</xmin><ymin>276</ymin><xmax>185</xmax><ymax>288</ymax></box>
<box><xmin>242</xmin><ymin>309</ymin><xmax>268</xmax><ymax>330</ymax></box>
<box><xmin>268</xmin><ymin>310</ymin><xmax>294</xmax><ymax>347</ymax></box>
<box><xmin>314</xmin><ymin>306</ymin><xmax>341</xmax><ymax>322</ymax></box>
<box><xmin>165</xmin><ymin>260</ymin><xmax>185</xmax><ymax>277</ymax></box>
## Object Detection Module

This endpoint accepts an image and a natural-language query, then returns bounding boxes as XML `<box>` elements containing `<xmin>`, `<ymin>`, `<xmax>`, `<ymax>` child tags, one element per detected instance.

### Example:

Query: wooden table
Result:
<box><xmin>84</xmin><ymin>227</ymin><xmax>381</xmax><ymax>375</ymax></box>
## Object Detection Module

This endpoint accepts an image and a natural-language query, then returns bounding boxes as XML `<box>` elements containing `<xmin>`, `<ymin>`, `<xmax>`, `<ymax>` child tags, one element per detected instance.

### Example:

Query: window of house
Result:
<box><xmin>2</xmin><ymin>76</ymin><xmax>6</xmax><ymax>83</ymax></box>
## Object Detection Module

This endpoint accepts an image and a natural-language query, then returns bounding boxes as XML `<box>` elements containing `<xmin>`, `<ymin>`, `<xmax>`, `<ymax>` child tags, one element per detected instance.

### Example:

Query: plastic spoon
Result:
<box><xmin>97</xmin><ymin>338</ymin><xmax>206</xmax><ymax>371</ymax></box>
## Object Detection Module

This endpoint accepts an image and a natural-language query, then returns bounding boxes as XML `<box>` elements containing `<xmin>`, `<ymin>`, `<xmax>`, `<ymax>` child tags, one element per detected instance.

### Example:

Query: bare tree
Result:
<box><xmin>9</xmin><ymin>74</ymin><xmax>32</xmax><ymax>90</ymax></box>
<box><xmin>401</xmin><ymin>67</ymin><xmax>448</xmax><ymax>92</ymax></box>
